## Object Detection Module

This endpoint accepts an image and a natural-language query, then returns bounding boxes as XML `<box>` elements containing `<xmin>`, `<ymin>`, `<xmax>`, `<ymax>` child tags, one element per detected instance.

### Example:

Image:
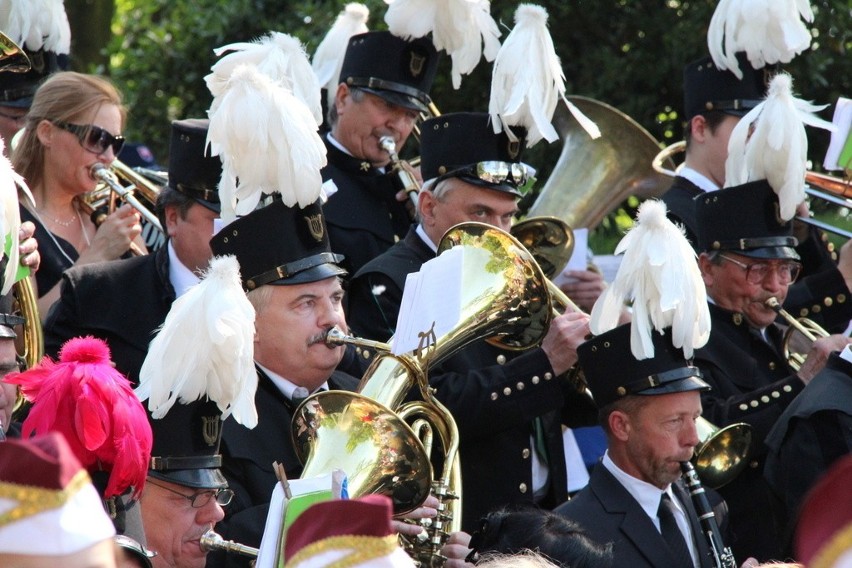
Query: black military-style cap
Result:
<box><xmin>0</xmin><ymin>49</ymin><xmax>64</xmax><ymax>108</ymax></box>
<box><xmin>148</xmin><ymin>399</ymin><xmax>227</xmax><ymax>490</ymax></box>
<box><xmin>338</xmin><ymin>31</ymin><xmax>439</xmax><ymax>113</ymax></box>
<box><xmin>421</xmin><ymin>112</ymin><xmax>527</xmax><ymax>197</ymax></box>
<box><xmin>683</xmin><ymin>54</ymin><xmax>767</xmax><ymax>121</ymax></box>
<box><xmin>167</xmin><ymin>118</ymin><xmax>222</xmax><ymax>213</ymax></box>
<box><xmin>695</xmin><ymin>179</ymin><xmax>800</xmax><ymax>260</ymax></box>
<box><xmin>579</xmin><ymin>325</ymin><xmax>710</xmax><ymax>409</ymax></box>
<box><xmin>0</xmin><ymin>285</ymin><xmax>22</xmax><ymax>339</ymax></box>
<box><xmin>210</xmin><ymin>198</ymin><xmax>346</xmax><ymax>290</ymax></box>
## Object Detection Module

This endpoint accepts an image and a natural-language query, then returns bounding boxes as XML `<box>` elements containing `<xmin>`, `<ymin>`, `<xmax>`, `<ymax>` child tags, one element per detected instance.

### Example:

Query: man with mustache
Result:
<box><xmin>321</xmin><ymin>31</ymin><xmax>439</xmax><ymax>276</ymax></box>
<box><xmin>555</xmin><ymin>324</ymin><xmax>723</xmax><ymax>568</ymax></box>
<box><xmin>691</xmin><ymin>180</ymin><xmax>852</xmax><ymax>562</ymax></box>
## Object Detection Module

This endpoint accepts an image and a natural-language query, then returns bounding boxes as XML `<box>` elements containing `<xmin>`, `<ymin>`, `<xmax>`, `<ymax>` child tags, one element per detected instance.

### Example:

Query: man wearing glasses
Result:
<box><xmin>348</xmin><ymin>112</ymin><xmax>597</xmax><ymax>532</ymax></box>
<box><xmin>692</xmin><ymin>179</ymin><xmax>852</xmax><ymax>563</ymax></box>
<box><xmin>140</xmin><ymin>395</ymin><xmax>234</xmax><ymax>568</ymax></box>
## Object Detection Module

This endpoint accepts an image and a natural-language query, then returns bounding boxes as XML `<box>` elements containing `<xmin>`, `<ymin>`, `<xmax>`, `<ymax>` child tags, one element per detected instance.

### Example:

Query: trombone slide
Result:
<box><xmin>90</xmin><ymin>164</ymin><xmax>164</xmax><ymax>233</ymax></box>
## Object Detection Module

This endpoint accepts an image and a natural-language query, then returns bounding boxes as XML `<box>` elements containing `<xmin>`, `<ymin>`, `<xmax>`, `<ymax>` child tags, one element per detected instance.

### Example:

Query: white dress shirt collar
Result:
<box><xmin>255</xmin><ymin>361</ymin><xmax>329</xmax><ymax>401</ymax></box>
<box><xmin>679</xmin><ymin>166</ymin><xmax>720</xmax><ymax>193</ymax></box>
<box><xmin>415</xmin><ymin>224</ymin><xmax>438</xmax><ymax>253</ymax></box>
<box><xmin>167</xmin><ymin>240</ymin><xmax>201</xmax><ymax>298</ymax></box>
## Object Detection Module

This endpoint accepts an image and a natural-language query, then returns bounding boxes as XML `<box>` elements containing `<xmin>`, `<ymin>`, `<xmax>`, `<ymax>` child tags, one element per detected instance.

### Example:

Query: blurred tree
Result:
<box><xmin>97</xmin><ymin>0</ymin><xmax>850</xmax><ymax>251</ymax></box>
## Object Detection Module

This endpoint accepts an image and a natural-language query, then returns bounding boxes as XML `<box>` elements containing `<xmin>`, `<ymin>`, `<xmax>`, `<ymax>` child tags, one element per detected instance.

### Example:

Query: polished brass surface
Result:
<box><xmin>325</xmin><ymin>326</ymin><xmax>391</xmax><ymax>353</ymax></box>
<box><xmin>529</xmin><ymin>96</ymin><xmax>675</xmax><ymax>230</ymax></box>
<box><xmin>0</xmin><ymin>32</ymin><xmax>31</xmax><ymax>73</ymax></box>
<box><xmin>12</xmin><ymin>277</ymin><xmax>43</xmax><ymax>373</ymax></box>
<box><xmin>83</xmin><ymin>161</ymin><xmax>166</xmax><ymax>252</ymax></box>
<box><xmin>765</xmin><ymin>297</ymin><xmax>830</xmax><ymax>372</ymax></box>
<box><xmin>510</xmin><ymin>216</ymin><xmax>575</xmax><ymax>279</ymax></box>
<box><xmin>294</xmin><ymin>222</ymin><xmax>554</xmax><ymax>564</ymax></box>
<box><xmin>199</xmin><ymin>530</ymin><xmax>259</xmax><ymax>558</ymax></box>
<box><xmin>693</xmin><ymin>417</ymin><xmax>752</xmax><ymax>489</ymax></box>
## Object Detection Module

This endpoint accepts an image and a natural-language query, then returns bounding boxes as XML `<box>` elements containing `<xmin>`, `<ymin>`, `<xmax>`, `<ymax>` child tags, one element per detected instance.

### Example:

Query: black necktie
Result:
<box><xmin>658</xmin><ymin>493</ymin><xmax>694</xmax><ymax>567</ymax></box>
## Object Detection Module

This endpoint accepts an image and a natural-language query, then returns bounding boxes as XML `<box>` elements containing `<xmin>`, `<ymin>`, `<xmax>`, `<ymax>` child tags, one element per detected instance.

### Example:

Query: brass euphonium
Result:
<box><xmin>292</xmin><ymin>222</ymin><xmax>552</xmax><ymax>565</ymax></box>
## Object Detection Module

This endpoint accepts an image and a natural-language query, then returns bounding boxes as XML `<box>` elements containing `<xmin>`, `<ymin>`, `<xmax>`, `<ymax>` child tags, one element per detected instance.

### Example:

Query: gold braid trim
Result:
<box><xmin>288</xmin><ymin>534</ymin><xmax>399</xmax><ymax>567</ymax></box>
<box><xmin>810</xmin><ymin>523</ymin><xmax>852</xmax><ymax>568</ymax></box>
<box><xmin>0</xmin><ymin>469</ymin><xmax>92</xmax><ymax>527</ymax></box>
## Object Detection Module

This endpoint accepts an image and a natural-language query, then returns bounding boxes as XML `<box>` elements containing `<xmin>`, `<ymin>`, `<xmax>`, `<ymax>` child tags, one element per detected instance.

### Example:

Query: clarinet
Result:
<box><xmin>680</xmin><ymin>461</ymin><xmax>737</xmax><ymax>568</ymax></box>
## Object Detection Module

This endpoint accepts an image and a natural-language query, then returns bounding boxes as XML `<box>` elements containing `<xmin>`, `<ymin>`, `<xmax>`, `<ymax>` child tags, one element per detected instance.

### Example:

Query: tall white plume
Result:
<box><xmin>207</xmin><ymin>31</ymin><xmax>323</xmax><ymax>126</ymax></box>
<box><xmin>207</xmin><ymin>64</ymin><xmax>327</xmax><ymax>223</ymax></box>
<box><xmin>312</xmin><ymin>3</ymin><xmax>369</xmax><ymax>110</ymax></box>
<box><xmin>708</xmin><ymin>0</ymin><xmax>814</xmax><ymax>79</ymax></box>
<box><xmin>725</xmin><ymin>72</ymin><xmax>835</xmax><ymax>221</ymax></box>
<box><xmin>135</xmin><ymin>255</ymin><xmax>258</xmax><ymax>428</ymax></box>
<box><xmin>384</xmin><ymin>0</ymin><xmax>501</xmax><ymax>89</ymax></box>
<box><xmin>590</xmin><ymin>200</ymin><xmax>710</xmax><ymax>360</ymax></box>
<box><xmin>0</xmin><ymin>138</ymin><xmax>32</xmax><ymax>295</ymax></box>
<box><xmin>0</xmin><ymin>0</ymin><xmax>71</xmax><ymax>54</ymax></box>
<box><xmin>488</xmin><ymin>4</ymin><xmax>599</xmax><ymax>147</ymax></box>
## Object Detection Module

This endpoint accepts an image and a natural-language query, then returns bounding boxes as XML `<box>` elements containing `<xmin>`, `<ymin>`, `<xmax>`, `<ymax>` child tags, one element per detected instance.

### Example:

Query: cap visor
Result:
<box><xmin>457</xmin><ymin>174</ymin><xmax>523</xmax><ymax>198</ymax></box>
<box><xmin>0</xmin><ymin>96</ymin><xmax>33</xmax><ymax>109</ymax></box>
<box><xmin>268</xmin><ymin>262</ymin><xmax>348</xmax><ymax>286</ymax></box>
<box><xmin>360</xmin><ymin>87</ymin><xmax>427</xmax><ymax>113</ymax></box>
<box><xmin>148</xmin><ymin>468</ymin><xmax>228</xmax><ymax>490</ymax></box>
<box><xmin>737</xmin><ymin>246</ymin><xmax>801</xmax><ymax>261</ymax></box>
<box><xmin>195</xmin><ymin>198</ymin><xmax>221</xmax><ymax>214</ymax></box>
<box><xmin>635</xmin><ymin>375</ymin><xmax>711</xmax><ymax>397</ymax></box>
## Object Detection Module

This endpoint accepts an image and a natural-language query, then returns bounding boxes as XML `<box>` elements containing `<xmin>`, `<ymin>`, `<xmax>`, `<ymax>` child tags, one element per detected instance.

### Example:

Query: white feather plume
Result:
<box><xmin>0</xmin><ymin>137</ymin><xmax>33</xmax><ymax>295</ymax></box>
<box><xmin>708</xmin><ymin>0</ymin><xmax>813</xmax><ymax>79</ymax></box>
<box><xmin>589</xmin><ymin>200</ymin><xmax>710</xmax><ymax>360</ymax></box>
<box><xmin>384</xmin><ymin>0</ymin><xmax>500</xmax><ymax>89</ymax></box>
<box><xmin>725</xmin><ymin>72</ymin><xmax>835</xmax><ymax>221</ymax></box>
<box><xmin>135</xmin><ymin>255</ymin><xmax>258</xmax><ymax>428</ymax></box>
<box><xmin>1</xmin><ymin>0</ymin><xmax>71</xmax><ymax>54</ymax></box>
<box><xmin>207</xmin><ymin>32</ymin><xmax>323</xmax><ymax>126</ymax></box>
<box><xmin>206</xmin><ymin>64</ymin><xmax>327</xmax><ymax>224</ymax></box>
<box><xmin>488</xmin><ymin>4</ymin><xmax>599</xmax><ymax>147</ymax></box>
<box><xmin>312</xmin><ymin>3</ymin><xmax>370</xmax><ymax>110</ymax></box>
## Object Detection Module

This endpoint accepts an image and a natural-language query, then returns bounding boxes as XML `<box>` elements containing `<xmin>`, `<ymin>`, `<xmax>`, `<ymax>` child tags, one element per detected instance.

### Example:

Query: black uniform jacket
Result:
<box><xmin>764</xmin><ymin>353</ymin><xmax>852</xmax><ymax>535</ymax></box>
<box><xmin>693</xmin><ymin>303</ymin><xmax>803</xmax><ymax>561</ymax></box>
<box><xmin>555</xmin><ymin>465</ymin><xmax>721</xmax><ymax>568</ymax></box>
<box><xmin>209</xmin><ymin>367</ymin><xmax>360</xmax><ymax>568</ymax></box>
<box><xmin>43</xmin><ymin>245</ymin><xmax>175</xmax><ymax>386</ymax></box>
<box><xmin>661</xmin><ymin>175</ymin><xmax>702</xmax><ymax>245</ymax></box>
<box><xmin>321</xmin><ymin>134</ymin><xmax>413</xmax><ymax>277</ymax></box>
<box><xmin>348</xmin><ymin>226</ymin><xmax>598</xmax><ymax>532</ymax></box>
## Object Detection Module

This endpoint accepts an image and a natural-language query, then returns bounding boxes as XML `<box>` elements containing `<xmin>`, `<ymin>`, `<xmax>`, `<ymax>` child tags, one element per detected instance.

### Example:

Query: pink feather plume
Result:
<box><xmin>4</xmin><ymin>337</ymin><xmax>152</xmax><ymax>498</ymax></box>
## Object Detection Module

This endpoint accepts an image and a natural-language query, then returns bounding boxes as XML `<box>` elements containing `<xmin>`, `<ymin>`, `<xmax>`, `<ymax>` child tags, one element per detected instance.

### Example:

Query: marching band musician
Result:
<box><xmin>322</xmin><ymin>31</ymin><xmax>439</xmax><ymax>276</ymax></box>
<box><xmin>691</xmin><ymin>180</ymin><xmax>852</xmax><ymax>561</ymax></box>
<box><xmin>13</xmin><ymin>71</ymin><xmax>146</xmax><ymax>320</ymax></box>
<box><xmin>42</xmin><ymin>118</ymin><xmax>221</xmax><ymax>385</ymax></box>
<box><xmin>661</xmin><ymin>55</ymin><xmax>852</xmax><ymax>333</ymax></box>
<box><xmin>348</xmin><ymin>112</ymin><xmax>597</xmax><ymax>532</ymax></box>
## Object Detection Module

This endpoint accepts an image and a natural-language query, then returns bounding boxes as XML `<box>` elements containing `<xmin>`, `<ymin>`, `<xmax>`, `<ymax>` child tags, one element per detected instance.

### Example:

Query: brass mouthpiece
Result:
<box><xmin>765</xmin><ymin>297</ymin><xmax>782</xmax><ymax>310</ymax></box>
<box><xmin>379</xmin><ymin>135</ymin><xmax>397</xmax><ymax>155</ymax></box>
<box><xmin>199</xmin><ymin>530</ymin><xmax>258</xmax><ymax>558</ymax></box>
<box><xmin>325</xmin><ymin>326</ymin><xmax>392</xmax><ymax>353</ymax></box>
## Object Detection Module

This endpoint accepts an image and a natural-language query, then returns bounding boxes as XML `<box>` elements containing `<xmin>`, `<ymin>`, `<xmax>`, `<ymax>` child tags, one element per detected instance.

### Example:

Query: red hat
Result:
<box><xmin>0</xmin><ymin>432</ymin><xmax>115</xmax><ymax>556</ymax></box>
<box><xmin>284</xmin><ymin>495</ymin><xmax>415</xmax><ymax>568</ymax></box>
<box><xmin>795</xmin><ymin>454</ymin><xmax>852</xmax><ymax>568</ymax></box>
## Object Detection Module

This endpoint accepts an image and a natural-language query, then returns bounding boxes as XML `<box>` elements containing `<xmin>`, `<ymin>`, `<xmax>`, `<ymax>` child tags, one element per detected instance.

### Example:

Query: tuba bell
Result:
<box><xmin>528</xmin><ymin>96</ymin><xmax>675</xmax><ymax>230</ymax></box>
<box><xmin>292</xmin><ymin>221</ymin><xmax>552</xmax><ymax>565</ymax></box>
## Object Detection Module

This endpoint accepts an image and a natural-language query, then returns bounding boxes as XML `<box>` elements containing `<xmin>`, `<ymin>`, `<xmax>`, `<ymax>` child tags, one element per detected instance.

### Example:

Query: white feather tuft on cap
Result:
<box><xmin>725</xmin><ymin>72</ymin><xmax>835</xmax><ymax>221</ymax></box>
<box><xmin>590</xmin><ymin>200</ymin><xmax>710</xmax><ymax>360</ymax></box>
<box><xmin>207</xmin><ymin>32</ymin><xmax>323</xmax><ymax>126</ymax></box>
<box><xmin>207</xmin><ymin>64</ymin><xmax>327</xmax><ymax>223</ymax></box>
<box><xmin>488</xmin><ymin>4</ymin><xmax>599</xmax><ymax>147</ymax></box>
<box><xmin>0</xmin><ymin>138</ymin><xmax>33</xmax><ymax>295</ymax></box>
<box><xmin>708</xmin><ymin>0</ymin><xmax>814</xmax><ymax>80</ymax></box>
<box><xmin>384</xmin><ymin>0</ymin><xmax>500</xmax><ymax>89</ymax></box>
<box><xmin>135</xmin><ymin>255</ymin><xmax>258</xmax><ymax>428</ymax></box>
<box><xmin>312</xmin><ymin>3</ymin><xmax>370</xmax><ymax>111</ymax></box>
<box><xmin>2</xmin><ymin>0</ymin><xmax>71</xmax><ymax>54</ymax></box>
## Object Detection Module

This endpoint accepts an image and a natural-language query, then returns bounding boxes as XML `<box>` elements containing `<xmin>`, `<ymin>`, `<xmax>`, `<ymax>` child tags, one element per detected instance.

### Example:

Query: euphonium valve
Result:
<box><xmin>380</xmin><ymin>136</ymin><xmax>420</xmax><ymax>211</ymax></box>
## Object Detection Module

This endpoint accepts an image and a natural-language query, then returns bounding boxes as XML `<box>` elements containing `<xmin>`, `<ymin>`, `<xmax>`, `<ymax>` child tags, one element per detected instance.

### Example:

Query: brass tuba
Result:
<box><xmin>292</xmin><ymin>222</ymin><xmax>551</xmax><ymax>565</ymax></box>
<box><xmin>528</xmin><ymin>96</ymin><xmax>675</xmax><ymax>230</ymax></box>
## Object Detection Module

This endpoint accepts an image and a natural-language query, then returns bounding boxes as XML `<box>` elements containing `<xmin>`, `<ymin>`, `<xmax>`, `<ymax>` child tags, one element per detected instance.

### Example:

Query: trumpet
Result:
<box><xmin>380</xmin><ymin>135</ymin><xmax>421</xmax><ymax>213</ymax></box>
<box><xmin>199</xmin><ymin>530</ymin><xmax>258</xmax><ymax>559</ymax></box>
<box><xmin>90</xmin><ymin>163</ymin><xmax>163</xmax><ymax>232</ymax></box>
<box><xmin>765</xmin><ymin>297</ymin><xmax>829</xmax><ymax>371</ymax></box>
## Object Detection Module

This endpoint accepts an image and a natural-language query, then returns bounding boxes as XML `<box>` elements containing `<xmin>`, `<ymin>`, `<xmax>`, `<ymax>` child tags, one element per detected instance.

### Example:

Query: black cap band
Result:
<box><xmin>710</xmin><ymin>236</ymin><xmax>798</xmax><ymax>251</ymax></box>
<box><xmin>346</xmin><ymin>76</ymin><xmax>432</xmax><ymax>107</ymax></box>
<box><xmin>176</xmin><ymin>183</ymin><xmax>220</xmax><ymax>203</ymax></box>
<box><xmin>247</xmin><ymin>252</ymin><xmax>345</xmax><ymax>290</ymax></box>
<box><xmin>150</xmin><ymin>455</ymin><xmax>222</xmax><ymax>470</ymax></box>
<box><xmin>619</xmin><ymin>366</ymin><xmax>703</xmax><ymax>397</ymax></box>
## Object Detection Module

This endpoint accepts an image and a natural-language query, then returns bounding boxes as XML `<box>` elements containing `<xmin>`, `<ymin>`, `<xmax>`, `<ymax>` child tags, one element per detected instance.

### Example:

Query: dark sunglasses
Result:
<box><xmin>436</xmin><ymin>161</ymin><xmax>531</xmax><ymax>195</ymax></box>
<box><xmin>52</xmin><ymin>120</ymin><xmax>125</xmax><ymax>155</ymax></box>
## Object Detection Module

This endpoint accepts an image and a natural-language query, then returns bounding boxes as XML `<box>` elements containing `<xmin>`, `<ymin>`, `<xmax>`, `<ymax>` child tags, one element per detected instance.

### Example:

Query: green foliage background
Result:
<box><xmin>77</xmin><ymin>0</ymin><xmax>851</xmax><ymax>252</ymax></box>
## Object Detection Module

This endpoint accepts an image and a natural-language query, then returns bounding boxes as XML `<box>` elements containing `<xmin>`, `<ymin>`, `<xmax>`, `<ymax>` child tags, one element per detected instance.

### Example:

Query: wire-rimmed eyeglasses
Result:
<box><xmin>718</xmin><ymin>253</ymin><xmax>801</xmax><ymax>285</ymax></box>
<box><xmin>147</xmin><ymin>479</ymin><xmax>234</xmax><ymax>508</ymax></box>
